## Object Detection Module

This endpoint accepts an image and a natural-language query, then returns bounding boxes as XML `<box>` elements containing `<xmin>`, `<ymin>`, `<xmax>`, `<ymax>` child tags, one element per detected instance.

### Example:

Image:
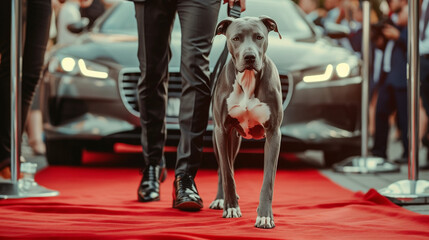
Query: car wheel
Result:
<box><xmin>45</xmin><ymin>140</ymin><xmax>83</xmax><ymax>166</ymax></box>
<box><xmin>323</xmin><ymin>145</ymin><xmax>360</xmax><ymax>167</ymax></box>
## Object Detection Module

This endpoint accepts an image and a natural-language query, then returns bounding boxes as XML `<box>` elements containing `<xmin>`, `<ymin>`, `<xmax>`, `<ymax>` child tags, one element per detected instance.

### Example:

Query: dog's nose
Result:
<box><xmin>244</xmin><ymin>54</ymin><xmax>256</xmax><ymax>64</ymax></box>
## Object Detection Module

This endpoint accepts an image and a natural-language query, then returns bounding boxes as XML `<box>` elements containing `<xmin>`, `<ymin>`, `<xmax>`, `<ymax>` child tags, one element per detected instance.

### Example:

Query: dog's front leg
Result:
<box><xmin>209</xmin><ymin>168</ymin><xmax>223</xmax><ymax>209</ymax></box>
<box><xmin>255</xmin><ymin>128</ymin><xmax>281</xmax><ymax>229</ymax></box>
<box><xmin>210</xmin><ymin>128</ymin><xmax>241</xmax><ymax>210</ymax></box>
<box><xmin>213</xmin><ymin>127</ymin><xmax>242</xmax><ymax>218</ymax></box>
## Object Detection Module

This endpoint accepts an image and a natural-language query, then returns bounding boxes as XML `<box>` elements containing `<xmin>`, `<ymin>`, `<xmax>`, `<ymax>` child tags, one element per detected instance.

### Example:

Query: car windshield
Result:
<box><xmin>100</xmin><ymin>0</ymin><xmax>314</xmax><ymax>39</ymax></box>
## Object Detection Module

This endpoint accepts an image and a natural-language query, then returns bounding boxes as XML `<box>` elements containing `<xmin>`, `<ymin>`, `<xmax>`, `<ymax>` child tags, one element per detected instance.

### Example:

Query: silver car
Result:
<box><xmin>42</xmin><ymin>0</ymin><xmax>362</xmax><ymax>166</ymax></box>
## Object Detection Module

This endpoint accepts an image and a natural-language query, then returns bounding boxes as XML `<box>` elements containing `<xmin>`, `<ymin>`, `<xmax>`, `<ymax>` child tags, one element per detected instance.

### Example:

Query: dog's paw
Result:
<box><xmin>223</xmin><ymin>206</ymin><xmax>242</xmax><ymax>218</ymax></box>
<box><xmin>209</xmin><ymin>199</ymin><xmax>224</xmax><ymax>209</ymax></box>
<box><xmin>254</xmin><ymin>216</ymin><xmax>275</xmax><ymax>229</ymax></box>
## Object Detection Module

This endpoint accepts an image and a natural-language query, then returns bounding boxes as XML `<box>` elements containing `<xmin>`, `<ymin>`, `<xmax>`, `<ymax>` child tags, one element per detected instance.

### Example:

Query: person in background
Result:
<box><xmin>102</xmin><ymin>0</ymin><xmax>121</xmax><ymax>9</ymax></box>
<box><xmin>322</xmin><ymin>0</ymin><xmax>343</xmax><ymax>25</ymax></box>
<box><xmin>298</xmin><ymin>0</ymin><xmax>321</xmax><ymax>23</ymax></box>
<box><xmin>371</xmin><ymin>3</ymin><xmax>409</xmax><ymax>164</ymax></box>
<box><xmin>80</xmin><ymin>0</ymin><xmax>105</xmax><ymax>28</ymax></box>
<box><xmin>346</xmin><ymin>0</ymin><xmax>382</xmax><ymax>136</ymax></box>
<box><xmin>0</xmin><ymin>0</ymin><xmax>52</xmax><ymax>178</ymax></box>
<box><xmin>25</xmin><ymin>88</ymin><xmax>46</xmax><ymax>156</ymax></box>
<box><xmin>419</xmin><ymin>0</ymin><xmax>429</xmax><ymax>169</ymax></box>
<box><xmin>23</xmin><ymin>0</ymin><xmax>63</xmax><ymax>157</ymax></box>
<box><xmin>57</xmin><ymin>0</ymin><xmax>93</xmax><ymax>45</ymax></box>
<box><xmin>132</xmin><ymin>0</ymin><xmax>245</xmax><ymax>211</ymax></box>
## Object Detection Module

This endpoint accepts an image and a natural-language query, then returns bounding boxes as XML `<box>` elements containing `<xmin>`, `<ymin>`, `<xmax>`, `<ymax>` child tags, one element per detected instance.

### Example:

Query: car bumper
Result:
<box><xmin>42</xmin><ymin>71</ymin><xmax>361</xmax><ymax>151</ymax></box>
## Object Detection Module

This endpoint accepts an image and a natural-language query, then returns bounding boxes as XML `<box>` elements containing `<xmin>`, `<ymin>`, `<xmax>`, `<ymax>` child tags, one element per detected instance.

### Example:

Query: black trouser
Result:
<box><xmin>0</xmin><ymin>0</ymin><xmax>52</xmax><ymax>164</ymax></box>
<box><xmin>372</xmin><ymin>83</ymin><xmax>408</xmax><ymax>159</ymax></box>
<box><xmin>134</xmin><ymin>0</ymin><xmax>220</xmax><ymax>177</ymax></box>
<box><xmin>420</xmin><ymin>55</ymin><xmax>429</xmax><ymax>139</ymax></box>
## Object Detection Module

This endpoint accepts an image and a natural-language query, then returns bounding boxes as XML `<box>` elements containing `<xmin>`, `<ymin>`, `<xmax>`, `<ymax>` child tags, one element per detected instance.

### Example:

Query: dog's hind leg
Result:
<box><xmin>255</xmin><ymin>128</ymin><xmax>281</xmax><ymax>229</ymax></box>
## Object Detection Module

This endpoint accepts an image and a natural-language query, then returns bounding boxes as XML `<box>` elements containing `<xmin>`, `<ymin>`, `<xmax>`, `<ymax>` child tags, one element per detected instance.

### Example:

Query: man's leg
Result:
<box><xmin>420</xmin><ymin>56</ymin><xmax>429</xmax><ymax>118</ymax></box>
<box><xmin>134</xmin><ymin>0</ymin><xmax>175</xmax><ymax>202</ymax></box>
<box><xmin>0</xmin><ymin>0</ymin><xmax>12</xmax><ymax>163</ymax></box>
<box><xmin>372</xmin><ymin>84</ymin><xmax>395</xmax><ymax>159</ymax></box>
<box><xmin>172</xmin><ymin>0</ymin><xmax>220</xmax><ymax>210</ymax></box>
<box><xmin>419</xmin><ymin>56</ymin><xmax>429</xmax><ymax>168</ymax></box>
<box><xmin>22</xmin><ymin>0</ymin><xmax>51</xmax><ymax>127</ymax></box>
<box><xmin>175</xmin><ymin>0</ymin><xmax>220</xmax><ymax>178</ymax></box>
<box><xmin>394</xmin><ymin>87</ymin><xmax>408</xmax><ymax>163</ymax></box>
<box><xmin>0</xmin><ymin>0</ymin><xmax>51</xmax><ymax>169</ymax></box>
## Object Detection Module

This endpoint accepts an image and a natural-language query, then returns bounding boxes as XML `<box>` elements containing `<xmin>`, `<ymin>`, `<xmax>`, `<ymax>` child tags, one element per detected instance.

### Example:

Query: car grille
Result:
<box><xmin>281</xmin><ymin>74</ymin><xmax>293</xmax><ymax>110</ymax></box>
<box><xmin>118</xmin><ymin>70</ymin><xmax>182</xmax><ymax>117</ymax></box>
<box><xmin>118</xmin><ymin>71</ymin><xmax>140</xmax><ymax>117</ymax></box>
<box><xmin>119</xmin><ymin>70</ymin><xmax>293</xmax><ymax>117</ymax></box>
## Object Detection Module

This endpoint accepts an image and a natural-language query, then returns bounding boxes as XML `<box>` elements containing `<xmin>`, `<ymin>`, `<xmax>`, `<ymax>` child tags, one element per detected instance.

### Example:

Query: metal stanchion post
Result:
<box><xmin>0</xmin><ymin>0</ymin><xmax>59</xmax><ymax>199</ymax></box>
<box><xmin>333</xmin><ymin>0</ymin><xmax>400</xmax><ymax>173</ymax></box>
<box><xmin>378</xmin><ymin>0</ymin><xmax>429</xmax><ymax>204</ymax></box>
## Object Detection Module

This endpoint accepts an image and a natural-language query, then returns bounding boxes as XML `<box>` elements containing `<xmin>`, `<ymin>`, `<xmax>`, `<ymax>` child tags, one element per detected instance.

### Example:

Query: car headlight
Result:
<box><xmin>302</xmin><ymin>58</ymin><xmax>360</xmax><ymax>83</ymax></box>
<box><xmin>48</xmin><ymin>55</ymin><xmax>109</xmax><ymax>79</ymax></box>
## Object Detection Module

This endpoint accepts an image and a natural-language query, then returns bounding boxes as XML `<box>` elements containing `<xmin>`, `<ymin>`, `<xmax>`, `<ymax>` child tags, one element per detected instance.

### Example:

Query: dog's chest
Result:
<box><xmin>226</xmin><ymin>70</ymin><xmax>271</xmax><ymax>139</ymax></box>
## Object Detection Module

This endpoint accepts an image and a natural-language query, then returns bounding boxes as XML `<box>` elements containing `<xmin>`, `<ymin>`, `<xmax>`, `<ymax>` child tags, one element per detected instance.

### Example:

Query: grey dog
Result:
<box><xmin>209</xmin><ymin>16</ymin><xmax>283</xmax><ymax>229</ymax></box>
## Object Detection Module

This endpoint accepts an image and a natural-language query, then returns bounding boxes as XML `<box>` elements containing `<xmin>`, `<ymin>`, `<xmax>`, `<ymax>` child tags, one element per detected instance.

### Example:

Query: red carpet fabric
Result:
<box><xmin>1</xmin><ymin>167</ymin><xmax>429</xmax><ymax>239</ymax></box>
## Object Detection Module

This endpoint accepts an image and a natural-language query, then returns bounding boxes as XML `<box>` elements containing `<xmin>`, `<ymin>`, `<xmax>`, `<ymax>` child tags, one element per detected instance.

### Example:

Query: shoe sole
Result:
<box><xmin>173</xmin><ymin>201</ymin><xmax>203</xmax><ymax>211</ymax></box>
<box><xmin>138</xmin><ymin>195</ymin><xmax>160</xmax><ymax>202</ymax></box>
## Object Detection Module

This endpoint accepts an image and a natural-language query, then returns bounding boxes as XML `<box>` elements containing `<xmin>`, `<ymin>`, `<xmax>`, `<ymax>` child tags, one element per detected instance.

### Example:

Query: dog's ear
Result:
<box><xmin>259</xmin><ymin>16</ymin><xmax>282</xmax><ymax>39</ymax></box>
<box><xmin>215</xmin><ymin>18</ymin><xmax>234</xmax><ymax>36</ymax></box>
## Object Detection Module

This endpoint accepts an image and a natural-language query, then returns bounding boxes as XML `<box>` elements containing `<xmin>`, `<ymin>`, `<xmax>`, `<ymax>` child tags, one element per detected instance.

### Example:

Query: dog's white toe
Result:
<box><xmin>223</xmin><ymin>207</ymin><xmax>242</xmax><ymax>218</ymax></box>
<box><xmin>209</xmin><ymin>199</ymin><xmax>224</xmax><ymax>209</ymax></box>
<box><xmin>255</xmin><ymin>216</ymin><xmax>275</xmax><ymax>229</ymax></box>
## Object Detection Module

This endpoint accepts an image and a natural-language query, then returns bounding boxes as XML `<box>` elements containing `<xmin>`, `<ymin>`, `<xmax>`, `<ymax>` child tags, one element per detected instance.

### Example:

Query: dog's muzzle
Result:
<box><xmin>244</xmin><ymin>53</ymin><xmax>256</xmax><ymax>70</ymax></box>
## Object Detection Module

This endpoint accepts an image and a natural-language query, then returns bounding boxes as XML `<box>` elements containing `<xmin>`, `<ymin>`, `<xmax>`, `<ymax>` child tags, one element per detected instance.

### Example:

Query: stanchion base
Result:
<box><xmin>333</xmin><ymin>156</ymin><xmax>401</xmax><ymax>173</ymax></box>
<box><xmin>378</xmin><ymin>180</ymin><xmax>429</xmax><ymax>205</ymax></box>
<box><xmin>0</xmin><ymin>180</ymin><xmax>59</xmax><ymax>199</ymax></box>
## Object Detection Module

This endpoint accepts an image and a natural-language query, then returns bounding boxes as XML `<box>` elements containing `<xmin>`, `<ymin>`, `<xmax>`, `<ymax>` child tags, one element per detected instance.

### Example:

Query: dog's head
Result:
<box><xmin>215</xmin><ymin>16</ymin><xmax>281</xmax><ymax>73</ymax></box>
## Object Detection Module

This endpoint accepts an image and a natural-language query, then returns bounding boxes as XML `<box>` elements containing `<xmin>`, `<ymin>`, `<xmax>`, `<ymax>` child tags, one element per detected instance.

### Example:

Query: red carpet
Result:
<box><xmin>1</xmin><ymin>167</ymin><xmax>429</xmax><ymax>239</ymax></box>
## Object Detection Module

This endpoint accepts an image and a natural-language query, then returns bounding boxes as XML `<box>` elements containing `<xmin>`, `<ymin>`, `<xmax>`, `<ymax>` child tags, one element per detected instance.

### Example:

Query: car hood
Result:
<box><xmin>53</xmin><ymin>32</ymin><xmax>355</xmax><ymax>74</ymax></box>
<box><xmin>52</xmin><ymin>33</ymin><xmax>140</xmax><ymax>69</ymax></box>
<box><xmin>265</xmin><ymin>37</ymin><xmax>354</xmax><ymax>73</ymax></box>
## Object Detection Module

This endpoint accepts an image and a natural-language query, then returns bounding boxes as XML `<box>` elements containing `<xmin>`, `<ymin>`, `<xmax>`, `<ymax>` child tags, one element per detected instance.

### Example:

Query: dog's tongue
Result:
<box><xmin>240</xmin><ymin>70</ymin><xmax>256</xmax><ymax>96</ymax></box>
<box><xmin>242</xmin><ymin>69</ymin><xmax>255</xmax><ymax>79</ymax></box>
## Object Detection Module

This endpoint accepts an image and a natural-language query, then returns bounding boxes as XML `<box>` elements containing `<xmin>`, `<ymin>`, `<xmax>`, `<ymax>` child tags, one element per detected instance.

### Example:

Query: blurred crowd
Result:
<box><xmin>297</xmin><ymin>0</ymin><xmax>429</xmax><ymax>165</ymax></box>
<box><xmin>25</xmin><ymin>0</ymin><xmax>117</xmax><ymax>157</ymax></box>
<box><xmin>50</xmin><ymin>0</ymin><xmax>118</xmax><ymax>46</ymax></box>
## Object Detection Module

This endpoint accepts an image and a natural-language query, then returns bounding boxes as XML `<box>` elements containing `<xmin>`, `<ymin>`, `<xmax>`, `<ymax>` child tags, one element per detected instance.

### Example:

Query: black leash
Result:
<box><xmin>210</xmin><ymin>2</ymin><xmax>241</xmax><ymax>93</ymax></box>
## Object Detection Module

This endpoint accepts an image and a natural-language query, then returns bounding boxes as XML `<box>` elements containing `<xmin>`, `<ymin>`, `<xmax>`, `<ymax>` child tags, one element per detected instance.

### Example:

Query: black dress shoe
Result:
<box><xmin>393</xmin><ymin>157</ymin><xmax>408</xmax><ymax>164</ymax></box>
<box><xmin>172</xmin><ymin>174</ymin><xmax>203</xmax><ymax>211</ymax></box>
<box><xmin>137</xmin><ymin>165</ymin><xmax>167</xmax><ymax>202</ymax></box>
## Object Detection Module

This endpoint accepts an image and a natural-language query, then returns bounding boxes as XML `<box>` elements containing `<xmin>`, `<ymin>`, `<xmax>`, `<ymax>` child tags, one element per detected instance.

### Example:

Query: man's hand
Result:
<box><xmin>382</xmin><ymin>24</ymin><xmax>400</xmax><ymax>41</ymax></box>
<box><xmin>224</xmin><ymin>0</ymin><xmax>246</xmax><ymax>12</ymax></box>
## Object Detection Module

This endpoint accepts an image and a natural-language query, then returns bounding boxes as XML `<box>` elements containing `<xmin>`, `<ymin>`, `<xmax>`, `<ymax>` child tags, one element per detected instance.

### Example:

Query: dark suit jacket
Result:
<box><xmin>385</xmin><ymin>27</ymin><xmax>408</xmax><ymax>89</ymax></box>
<box><xmin>348</xmin><ymin>28</ymin><xmax>378</xmax><ymax>90</ymax></box>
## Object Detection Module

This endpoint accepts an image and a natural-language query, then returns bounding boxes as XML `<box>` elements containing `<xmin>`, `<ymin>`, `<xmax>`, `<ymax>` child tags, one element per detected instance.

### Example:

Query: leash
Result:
<box><xmin>210</xmin><ymin>2</ymin><xmax>241</xmax><ymax>93</ymax></box>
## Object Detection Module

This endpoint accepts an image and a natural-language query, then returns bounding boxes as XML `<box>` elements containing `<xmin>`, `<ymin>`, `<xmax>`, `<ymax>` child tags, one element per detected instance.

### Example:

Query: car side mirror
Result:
<box><xmin>67</xmin><ymin>18</ymin><xmax>90</xmax><ymax>34</ymax></box>
<box><xmin>324</xmin><ymin>22</ymin><xmax>350</xmax><ymax>39</ymax></box>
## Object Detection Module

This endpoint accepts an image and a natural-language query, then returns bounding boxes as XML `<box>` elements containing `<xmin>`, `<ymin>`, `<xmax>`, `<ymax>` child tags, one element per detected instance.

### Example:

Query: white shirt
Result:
<box><xmin>373</xmin><ymin>48</ymin><xmax>383</xmax><ymax>83</ymax></box>
<box><xmin>383</xmin><ymin>13</ymin><xmax>398</xmax><ymax>72</ymax></box>
<box><xmin>420</xmin><ymin>0</ymin><xmax>429</xmax><ymax>55</ymax></box>
<box><xmin>306</xmin><ymin>11</ymin><xmax>319</xmax><ymax>23</ymax></box>
<box><xmin>57</xmin><ymin>2</ymin><xmax>81</xmax><ymax>45</ymax></box>
<box><xmin>323</xmin><ymin>7</ymin><xmax>340</xmax><ymax>25</ymax></box>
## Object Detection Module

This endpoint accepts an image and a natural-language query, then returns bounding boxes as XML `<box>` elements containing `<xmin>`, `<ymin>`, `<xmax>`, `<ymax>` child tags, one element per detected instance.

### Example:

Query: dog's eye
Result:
<box><xmin>256</xmin><ymin>36</ymin><xmax>264</xmax><ymax>40</ymax></box>
<box><xmin>232</xmin><ymin>37</ymin><xmax>240</xmax><ymax>41</ymax></box>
